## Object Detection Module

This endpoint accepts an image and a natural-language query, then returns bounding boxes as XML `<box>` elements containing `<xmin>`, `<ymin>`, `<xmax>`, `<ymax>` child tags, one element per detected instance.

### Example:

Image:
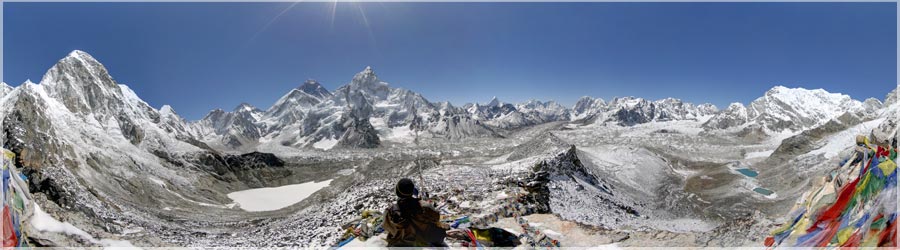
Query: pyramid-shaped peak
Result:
<box><xmin>42</xmin><ymin>50</ymin><xmax>115</xmax><ymax>88</ymax></box>
<box><xmin>359</xmin><ymin>66</ymin><xmax>376</xmax><ymax>77</ymax></box>
<box><xmin>300</xmin><ymin>79</ymin><xmax>322</xmax><ymax>89</ymax></box>
<box><xmin>234</xmin><ymin>102</ymin><xmax>259</xmax><ymax>112</ymax></box>
<box><xmin>160</xmin><ymin>104</ymin><xmax>177</xmax><ymax>114</ymax></box>
<box><xmin>487</xmin><ymin>96</ymin><xmax>501</xmax><ymax>106</ymax></box>
<box><xmin>60</xmin><ymin>50</ymin><xmax>105</xmax><ymax>69</ymax></box>
<box><xmin>67</xmin><ymin>50</ymin><xmax>94</xmax><ymax>59</ymax></box>
<box><xmin>159</xmin><ymin>105</ymin><xmax>181</xmax><ymax>119</ymax></box>
<box><xmin>353</xmin><ymin>66</ymin><xmax>378</xmax><ymax>83</ymax></box>
<box><xmin>297</xmin><ymin>79</ymin><xmax>332</xmax><ymax>99</ymax></box>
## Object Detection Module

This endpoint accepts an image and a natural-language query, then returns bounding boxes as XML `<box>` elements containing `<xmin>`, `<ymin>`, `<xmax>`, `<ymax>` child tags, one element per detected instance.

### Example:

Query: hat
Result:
<box><xmin>395</xmin><ymin>178</ymin><xmax>416</xmax><ymax>198</ymax></box>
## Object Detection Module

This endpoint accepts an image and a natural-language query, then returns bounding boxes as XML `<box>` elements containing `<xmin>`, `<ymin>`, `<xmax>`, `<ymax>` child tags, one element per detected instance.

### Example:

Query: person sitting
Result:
<box><xmin>382</xmin><ymin>178</ymin><xmax>448</xmax><ymax>247</ymax></box>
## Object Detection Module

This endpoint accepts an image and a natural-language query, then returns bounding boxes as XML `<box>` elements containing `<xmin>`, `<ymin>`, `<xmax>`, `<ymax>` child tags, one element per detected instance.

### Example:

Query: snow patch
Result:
<box><xmin>227</xmin><ymin>179</ymin><xmax>333</xmax><ymax>212</ymax></box>
<box><xmin>31</xmin><ymin>203</ymin><xmax>137</xmax><ymax>248</ymax></box>
<box><xmin>807</xmin><ymin>118</ymin><xmax>886</xmax><ymax>158</ymax></box>
<box><xmin>313</xmin><ymin>138</ymin><xmax>338</xmax><ymax>150</ymax></box>
<box><xmin>744</xmin><ymin>150</ymin><xmax>775</xmax><ymax>159</ymax></box>
<box><xmin>148</xmin><ymin>177</ymin><xmax>166</xmax><ymax>187</ymax></box>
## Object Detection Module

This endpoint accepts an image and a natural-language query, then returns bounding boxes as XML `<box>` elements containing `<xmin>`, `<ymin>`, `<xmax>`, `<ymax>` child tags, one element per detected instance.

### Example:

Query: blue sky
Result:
<box><xmin>4</xmin><ymin>2</ymin><xmax>896</xmax><ymax>120</ymax></box>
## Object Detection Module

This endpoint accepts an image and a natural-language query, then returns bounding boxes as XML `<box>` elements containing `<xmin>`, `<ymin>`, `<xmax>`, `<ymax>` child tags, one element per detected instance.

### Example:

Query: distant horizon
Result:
<box><xmin>6</xmin><ymin>48</ymin><xmax>894</xmax><ymax>122</ymax></box>
<box><xmin>4</xmin><ymin>2</ymin><xmax>896</xmax><ymax>120</ymax></box>
<box><xmin>3</xmin><ymin>48</ymin><xmax>897</xmax><ymax>121</ymax></box>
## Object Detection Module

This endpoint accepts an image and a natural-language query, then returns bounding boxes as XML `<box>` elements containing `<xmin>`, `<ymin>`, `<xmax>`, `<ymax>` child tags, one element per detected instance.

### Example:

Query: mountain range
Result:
<box><xmin>1</xmin><ymin>50</ymin><xmax>897</xmax><ymax>247</ymax></box>
<box><xmin>2</xmin><ymin>51</ymin><xmax>889</xmax><ymax>156</ymax></box>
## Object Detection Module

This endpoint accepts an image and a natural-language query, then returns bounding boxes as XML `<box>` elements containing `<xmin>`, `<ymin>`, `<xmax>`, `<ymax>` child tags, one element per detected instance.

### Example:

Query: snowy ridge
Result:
<box><xmin>15</xmin><ymin>50</ymin><xmax>878</xmax><ymax>155</ymax></box>
<box><xmin>570</xmin><ymin>96</ymin><xmax>718</xmax><ymax>126</ymax></box>
<box><xmin>704</xmin><ymin>86</ymin><xmax>868</xmax><ymax>133</ymax></box>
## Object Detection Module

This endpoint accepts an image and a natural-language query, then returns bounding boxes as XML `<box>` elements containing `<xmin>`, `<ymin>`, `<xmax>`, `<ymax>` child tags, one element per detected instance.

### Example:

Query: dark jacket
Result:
<box><xmin>382</xmin><ymin>198</ymin><xmax>448</xmax><ymax>247</ymax></box>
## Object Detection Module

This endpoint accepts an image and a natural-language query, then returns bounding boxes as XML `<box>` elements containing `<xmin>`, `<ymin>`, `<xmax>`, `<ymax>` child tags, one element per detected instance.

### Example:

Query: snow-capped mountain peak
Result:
<box><xmin>34</xmin><ymin>50</ymin><xmax>134</xmax><ymax>117</ymax></box>
<box><xmin>702</xmin><ymin>102</ymin><xmax>749</xmax><ymax>130</ymax></box>
<box><xmin>487</xmin><ymin>96</ymin><xmax>501</xmax><ymax>107</ymax></box>
<box><xmin>41</xmin><ymin>50</ymin><xmax>115</xmax><ymax>88</ymax></box>
<box><xmin>0</xmin><ymin>82</ymin><xmax>12</xmax><ymax>98</ymax></box>
<box><xmin>751</xmin><ymin>86</ymin><xmax>863</xmax><ymax>129</ymax></box>
<box><xmin>298</xmin><ymin>79</ymin><xmax>332</xmax><ymax>99</ymax></box>
<box><xmin>159</xmin><ymin>105</ymin><xmax>177</xmax><ymax>117</ymax></box>
<box><xmin>343</xmin><ymin>66</ymin><xmax>390</xmax><ymax>101</ymax></box>
<box><xmin>704</xmin><ymin>85</ymin><xmax>866</xmax><ymax>132</ymax></box>
<box><xmin>352</xmin><ymin>66</ymin><xmax>379</xmax><ymax>86</ymax></box>
<box><xmin>233</xmin><ymin>102</ymin><xmax>264</xmax><ymax>122</ymax></box>
<box><xmin>234</xmin><ymin>102</ymin><xmax>259</xmax><ymax>113</ymax></box>
<box><xmin>572</xmin><ymin>96</ymin><xmax>608</xmax><ymax>120</ymax></box>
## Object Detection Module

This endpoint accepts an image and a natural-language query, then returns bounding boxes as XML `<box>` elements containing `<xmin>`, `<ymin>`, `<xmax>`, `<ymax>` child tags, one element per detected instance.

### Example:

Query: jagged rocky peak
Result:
<box><xmin>518</xmin><ymin>99</ymin><xmax>555</xmax><ymax>109</ymax></box>
<box><xmin>487</xmin><ymin>96</ymin><xmax>501</xmax><ymax>107</ymax></box>
<box><xmin>234</xmin><ymin>102</ymin><xmax>261</xmax><ymax>113</ymax></box>
<box><xmin>268</xmin><ymin>80</ymin><xmax>332</xmax><ymax>115</ymax></box>
<box><xmin>697</xmin><ymin>103</ymin><xmax>719</xmax><ymax>115</ymax></box>
<box><xmin>231</xmin><ymin>103</ymin><xmax>264</xmax><ymax>125</ymax></box>
<box><xmin>573</xmin><ymin>96</ymin><xmax>594</xmax><ymax>109</ymax></box>
<box><xmin>202</xmin><ymin>108</ymin><xmax>227</xmax><ymax>121</ymax></box>
<box><xmin>657</xmin><ymin>97</ymin><xmax>682</xmax><ymax>105</ymax></box>
<box><xmin>160</xmin><ymin>104</ymin><xmax>174</xmax><ymax>114</ymax></box>
<box><xmin>885</xmin><ymin>87</ymin><xmax>898</xmax><ymax>107</ymax></box>
<box><xmin>159</xmin><ymin>105</ymin><xmax>180</xmax><ymax>120</ymax></box>
<box><xmin>336</xmin><ymin>117</ymin><xmax>381</xmax><ymax>149</ymax></box>
<box><xmin>703</xmin><ymin>86</ymin><xmax>867</xmax><ymax>132</ymax></box>
<box><xmin>0</xmin><ymin>82</ymin><xmax>12</xmax><ymax>97</ymax></box>
<box><xmin>465</xmin><ymin>96</ymin><xmax>518</xmax><ymax>121</ymax></box>
<box><xmin>336</xmin><ymin>90</ymin><xmax>380</xmax><ymax>148</ymax></box>
<box><xmin>41</xmin><ymin>50</ymin><xmax>116</xmax><ymax>88</ymax></box>
<box><xmin>352</xmin><ymin>66</ymin><xmax>379</xmax><ymax>86</ymax></box>
<box><xmin>572</xmin><ymin>96</ymin><xmax>607</xmax><ymax>118</ymax></box>
<box><xmin>298</xmin><ymin>79</ymin><xmax>332</xmax><ymax>99</ymax></box>
<box><xmin>193</xmin><ymin>103</ymin><xmax>266</xmax><ymax>148</ymax></box>
<box><xmin>702</xmin><ymin>102</ymin><xmax>749</xmax><ymax>130</ymax></box>
<box><xmin>39</xmin><ymin>50</ymin><xmax>124</xmax><ymax>115</ymax></box>
<box><xmin>343</xmin><ymin>66</ymin><xmax>390</xmax><ymax>101</ymax></box>
<box><xmin>533</xmin><ymin>146</ymin><xmax>596</xmax><ymax>182</ymax></box>
<box><xmin>749</xmin><ymin>86</ymin><xmax>864</xmax><ymax>131</ymax></box>
<box><xmin>863</xmin><ymin>97</ymin><xmax>883</xmax><ymax>112</ymax></box>
<box><xmin>725</xmin><ymin>102</ymin><xmax>747</xmax><ymax>112</ymax></box>
<box><xmin>608</xmin><ymin>96</ymin><xmax>646</xmax><ymax>107</ymax></box>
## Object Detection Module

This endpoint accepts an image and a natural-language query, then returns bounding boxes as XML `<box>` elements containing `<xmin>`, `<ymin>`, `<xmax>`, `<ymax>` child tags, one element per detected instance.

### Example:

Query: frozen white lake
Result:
<box><xmin>227</xmin><ymin>179</ymin><xmax>333</xmax><ymax>212</ymax></box>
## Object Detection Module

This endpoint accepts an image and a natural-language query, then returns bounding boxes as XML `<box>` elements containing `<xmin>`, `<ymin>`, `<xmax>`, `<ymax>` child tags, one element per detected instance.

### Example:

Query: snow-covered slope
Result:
<box><xmin>191</xmin><ymin>103</ymin><xmax>267</xmax><ymax>151</ymax></box>
<box><xmin>263</xmin><ymin>80</ymin><xmax>332</xmax><ymax>130</ymax></box>
<box><xmin>196</xmin><ymin>66</ymin><xmax>504</xmax><ymax>152</ymax></box>
<box><xmin>0</xmin><ymin>82</ymin><xmax>13</xmax><ymax>98</ymax></box>
<box><xmin>0</xmin><ymin>51</ymin><xmax>235</xmax><ymax>245</ymax></box>
<box><xmin>572</xmin><ymin>96</ymin><xmax>608</xmax><ymax>121</ymax></box>
<box><xmin>570</xmin><ymin>96</ymin><xmax>718</xmax><ymax>126</ymax></box>
<box><xmin>703</xmin><ymin>103</ymin><xmax>750</xmax><ymax>130</ymax></box>
<box><xmin>704</xmin><ymin>86</ymin><xmax>866</xmax><ymax>133</ymax></box>
<box><xmin>461</xmin><ymin>97</ymin><xmax>571</xmax><ymax>129</ymax></box>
